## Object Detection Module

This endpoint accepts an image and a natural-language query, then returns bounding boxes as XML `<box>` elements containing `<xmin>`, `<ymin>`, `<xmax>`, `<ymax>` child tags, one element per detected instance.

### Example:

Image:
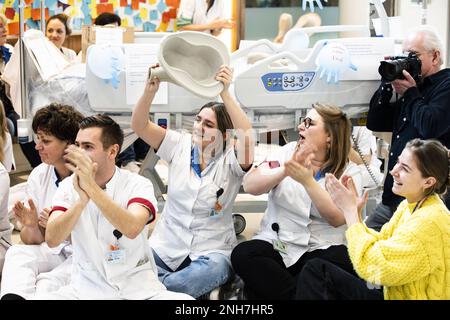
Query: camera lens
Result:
<box><xmin>378</xmin><ymin>59</ymin><xmax>408</xmax><ymax>82</ymax></box>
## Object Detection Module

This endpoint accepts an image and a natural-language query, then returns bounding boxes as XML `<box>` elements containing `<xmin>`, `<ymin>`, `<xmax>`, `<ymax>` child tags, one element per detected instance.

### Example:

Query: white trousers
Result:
<box><xmin>33</xmin><ymin>286</ymin><xmax>194</xmax><ymax>300</ymax></box>
<box><xmin>0</xmin><ymin>243</ymin><xmax>68</xmax><ymax>299</ymax></box>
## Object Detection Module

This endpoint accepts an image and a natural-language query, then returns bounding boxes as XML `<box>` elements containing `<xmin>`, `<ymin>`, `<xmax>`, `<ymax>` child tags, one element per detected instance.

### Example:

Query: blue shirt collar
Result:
<box><xmin>0</xmin><ymin>46</ymin><xmax>11</xmax><ymax>64</ymax></box>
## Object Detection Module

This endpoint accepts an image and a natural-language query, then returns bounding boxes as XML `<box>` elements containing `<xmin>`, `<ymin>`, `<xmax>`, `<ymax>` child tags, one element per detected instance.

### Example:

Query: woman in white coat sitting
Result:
<box><xmin>1</xmin><ymin>104</ymin><xmax>83</xmax><ymax>300</ymax></box>
<box><xmin>231</xmin><ymin>103</ymin><xmax>363</xmax><ymax>300</ymax></box>
<box><xmin>131</xmin><ymin>65</ymin><xmax>254</xmax><ymax>299</ymax></box>
<box><xmin>177</xmin><ymin>0</ymin><xmax>234</xmax><ymax>36</ymax></box>
<box><xmin>46</xmin><ymin>14</ymin><xmax>77</xmax><ymax>61</ymax></box>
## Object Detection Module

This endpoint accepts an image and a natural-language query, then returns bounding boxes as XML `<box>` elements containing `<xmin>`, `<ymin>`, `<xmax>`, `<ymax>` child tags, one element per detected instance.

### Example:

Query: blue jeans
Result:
<box><xmin>152</xmin><ymin>250</ymin><xmax>233</xmax><ymax>298</ymax></box>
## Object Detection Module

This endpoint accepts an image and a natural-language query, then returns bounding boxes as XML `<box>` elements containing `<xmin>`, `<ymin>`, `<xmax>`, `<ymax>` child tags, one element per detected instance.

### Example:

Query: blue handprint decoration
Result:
<box><xmin>315</xmin><ymin>41</ymin><xmax>357</xmax><ymax>84</ymax></box>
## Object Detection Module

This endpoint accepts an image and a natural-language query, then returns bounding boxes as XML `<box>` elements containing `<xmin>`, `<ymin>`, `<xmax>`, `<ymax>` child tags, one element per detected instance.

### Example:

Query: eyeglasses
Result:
<box><xmin>299</xmin><ymin>117</ymin><xmax>313</xmax><ymax>129</ymax></box>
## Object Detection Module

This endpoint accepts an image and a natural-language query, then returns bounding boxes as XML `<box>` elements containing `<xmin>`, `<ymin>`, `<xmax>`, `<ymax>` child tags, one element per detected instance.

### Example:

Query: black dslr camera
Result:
<box><xmin>378</xmin><ymin>52</ymin><xmax>422</xmax><ymax>82</ymax></box>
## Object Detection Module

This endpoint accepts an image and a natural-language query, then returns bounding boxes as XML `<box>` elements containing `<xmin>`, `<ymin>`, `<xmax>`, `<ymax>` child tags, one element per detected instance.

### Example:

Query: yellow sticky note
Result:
<box><xmin>121</xmin><ymin>18</ymin><xmax>128</xmax><ymax>27</ymax></box>
<box><xmin>24</xmin><ymin>7</ymin><xmax>31</xmax><ymax>20</ymax></box>
<box><xmin>12</xmin><ymin>13</ymin><xmax>19</xmax><ymax>22</ymax></box>
<box><xmin>157</xmin><ymin>22</ymin><xmax>168</xmax><ymax>32</ymax></box>
<box><xmin>149</xmin><ymin>0</ymin><xmax>156</xmax><ymax>4</ymax></box>
<box><xmin>91</xmin><ymin>8</ymin><xmax>97</xmax><ymax>18</ymax></box>
<box><xmin>111</xmin><ymin>0</ymin><xmax>118</xmax><ymax>7</ymax></box>
<box><xmin>5</xmin><ymin>0</ymin><xmax>14</xmax><ymax>7</ymax></box>
<box><xmin>68</xmin><ymin>0</ymin><xmax>74</xmax><ymax>5</ymax></box>
<box><xmin>140</xmin><ymin>7</ymin><xmax>148</xmax><ymax>19</ymax></box>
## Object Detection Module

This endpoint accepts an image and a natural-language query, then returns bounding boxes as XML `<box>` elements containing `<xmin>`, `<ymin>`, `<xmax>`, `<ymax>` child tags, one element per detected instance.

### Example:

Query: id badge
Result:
<box><xmin>106</xmin><ymin>249</ymin><xmax>126</xmax><ymax>264</ymax></box>
<box><xmin>209</xmin><ymin>209</ymin><xmax>224</xmax><ymax>218</ymax></box>
<box><xmin>272</xmin><ymin>239</ymin><xmax>288</xmax><ymax>254</ymax></box>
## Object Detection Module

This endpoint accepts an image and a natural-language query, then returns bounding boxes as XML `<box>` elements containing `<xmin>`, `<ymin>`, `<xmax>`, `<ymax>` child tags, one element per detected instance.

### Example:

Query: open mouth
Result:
<box><xmin>393</xmin><ymin>180</ymin><xmax>403</xmax><ymax>187</ymax></box>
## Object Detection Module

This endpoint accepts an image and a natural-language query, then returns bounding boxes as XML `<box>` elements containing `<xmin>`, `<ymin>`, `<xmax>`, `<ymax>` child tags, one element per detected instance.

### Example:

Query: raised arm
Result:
<box><xmin>243</xmin><ymin>161</ymin><xmax>286</xmax><ymax>195</ymax></box>
<box><xmin>45</xmin><ymin>174</ymin><xmax>87</xmax><ymax>248</ymax></box>
<box><xmin>217</xmin><ymin>65</ymin><xmax>254</xmax><ymax>170</ymax></box>
<box><xmin>285</xmin><ymin>159</ymin><xmax>346</xmax><ymax>227</ymax></box>
<box><xmin>131</xmin><ymin>71</ymin><xmax>166</xmax><ymax>151</ymax></box>
<box><xmin>64</xmin><ymin>146</ymin><xmax>151</xmax><ymax>239</ymax></box>
<box><xmin>178</xmin><ymin>18</ymin><xmax>234</xmax><ymax>34</ymax></box>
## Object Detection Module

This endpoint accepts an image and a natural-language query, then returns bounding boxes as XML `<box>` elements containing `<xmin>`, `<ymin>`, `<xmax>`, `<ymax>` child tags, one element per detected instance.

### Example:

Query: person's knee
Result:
<box><xmin>4</xmin><ymin>244</ymin><xmax>34</xmax><ymax>260</ymax></box>
<box><xmin>302</xmin><ymin>258</ymin><xmax>326</xmax><ymax>277</ymax></box>
<box><xmin>231</xmin><ymin>242</ymin><xmax>252</xmax><ymax>271</ymax></box>
<box><xmin>206</xmin><ymin>254</ymin><xmax>233</xmax><ymax>279</ymax></box>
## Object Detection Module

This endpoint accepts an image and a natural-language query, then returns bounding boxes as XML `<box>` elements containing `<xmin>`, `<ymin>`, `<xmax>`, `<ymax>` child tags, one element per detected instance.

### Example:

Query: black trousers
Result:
<box><xmin>230</xmin><ymin>240</ymin><xmax>355</xmax><ymax>300</ymax></box>
<box><xmin>296</xmin><ymin>258</ymin><xmax>384</xmax><ymax>300</ymax></box>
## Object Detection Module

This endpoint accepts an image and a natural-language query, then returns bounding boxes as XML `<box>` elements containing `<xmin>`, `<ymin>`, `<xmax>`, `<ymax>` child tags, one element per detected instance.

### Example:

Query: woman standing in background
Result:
<box><xmin>177</xmin><ymin>0</ymin><xmax>234</xmax><ymax>36</ymax></box>
<box><xmin>46</xmin><ymin>14</ymin><xmax>77</xmax><ymax>61</ymax></box>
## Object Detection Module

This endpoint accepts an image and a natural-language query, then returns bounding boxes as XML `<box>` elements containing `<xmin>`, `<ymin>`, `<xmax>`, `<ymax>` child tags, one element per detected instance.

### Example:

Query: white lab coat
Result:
<box><xmin>253</xmin><ymin>142</ymin><xmax>363</xmax><ymax>268</ymax></box>
<box><xmin>0</xmin><ymin>162</ymin><xmax>11</xmax><ymax>274</ymax></box>
<box><xmin>0</xmin><ymin>163</ymin><xmax>71</xmax><ymax>299</ymax></box>
<box><xmin>177</xmin><ymin>0</ymin><xmax>225</xmax><ymax>32</ymax></box>
<box><xmin>36</xmin><ymin>168</ymin><xmax>190</xmax><ymax>300</ymax></box>
<box><xmin>60</xmin><ymin>47</ymin><xmax>77</xmax><ymax>62</ymax></box>
<box><xmin>149</xmin><ymin>130</ymin><xmax>245</xmax><ymax>271</ymax></box>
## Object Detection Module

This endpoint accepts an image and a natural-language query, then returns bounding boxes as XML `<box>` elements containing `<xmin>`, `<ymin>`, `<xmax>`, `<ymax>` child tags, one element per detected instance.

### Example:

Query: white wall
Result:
<box><xmin>396</xmin><ymin>0</ymin><xmax>449</xmax><ymax>66</ymax></box>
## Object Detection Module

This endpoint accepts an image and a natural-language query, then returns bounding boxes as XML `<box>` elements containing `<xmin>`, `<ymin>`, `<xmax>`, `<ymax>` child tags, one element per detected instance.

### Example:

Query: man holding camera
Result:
<box><xmin>366</xmin><ymin>26</ymin><xmax>450</xmax><ymax>231</ymax></box>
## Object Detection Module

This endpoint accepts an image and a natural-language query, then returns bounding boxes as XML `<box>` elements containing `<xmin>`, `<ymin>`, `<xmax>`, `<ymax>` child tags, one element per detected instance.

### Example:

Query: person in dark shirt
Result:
<box><xmin>366</xmin><ymin>25</ymin><xmax>450</xmax><ymax>231</ymax></box>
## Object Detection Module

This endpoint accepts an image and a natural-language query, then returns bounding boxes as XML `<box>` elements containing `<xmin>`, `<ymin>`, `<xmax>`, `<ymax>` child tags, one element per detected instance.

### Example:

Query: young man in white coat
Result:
<box><xmin>35</xmin><ymin>115</ymin><xmax>192</xmax><ymax>300</ymax></box>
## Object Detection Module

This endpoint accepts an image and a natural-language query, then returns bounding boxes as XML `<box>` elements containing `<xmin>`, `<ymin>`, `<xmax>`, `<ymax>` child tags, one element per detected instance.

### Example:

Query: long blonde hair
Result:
<box><xmin>313</xmin><ymin>103</ymin><xmax>351</xmax><ymax>179</ymax></box>
<box><xmin>0</xmin><ymin>100</ymin><xmax>7</xmax><ymax>164</ymax></box>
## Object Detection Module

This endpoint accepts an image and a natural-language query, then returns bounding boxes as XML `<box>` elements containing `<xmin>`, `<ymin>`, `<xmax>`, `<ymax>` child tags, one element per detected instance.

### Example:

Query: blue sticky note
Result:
<box><xmin>72</xmin><ymin>18</ymin><xmax>83</xmax><ymax>31</ymax></box>
<box><xmin>81</xmin><ymin>4</ymin><xmax>91</xmax><ymax>17</ymax></box>
<box><xmin>133</xmin><ymin>14</ymin><xmax>142</xmax><ymax>27</ymax></box>
<box><xmin>124</xmin><ymin>5</ymin><xmax>133</xmax><ymax>15</ymax></box>
<box><xmin>33</xmin><ymin>0</ymin><xmax>40</xmax><ymax>9</ymax></box>
<box><xmin>26</xmin><ymin>19</ymin><xmax>39</xmax><ymax>30</ymax></box>
<box><xmin>143</xmin><ymin>22</ymin><xmax>156</xmax><ymax>32</ymax></box>
<box><xmin>0</xmin><ymin>0</ymin><xmax>5</xmax><ymax>4</ymax></box>
<box><xmin>150</xmin><ymin>9</ymin><xmax>158</xmax><ymax>20</ymax></box>
<box><xmin>157</xmin><ymin>0</ymin><xmax>167</xmax><ymax>13</ymax></box>
<box><xmin>82</xmin><ymin>0</ymin><xmax>91</xmax><ymax>5</ymax></box>
<box><xmin>13</xmin><ymin>0</ymin><xmax>19</xmax><ymax>11</ymax></box>
<box><xmin>45</xmin><ymin>0</ymin><xmax>57</xmax><ymax>9</ymax></box>
<box><xmin>84</xmin><ymin>16</ymin><xmax>92</xmax><ymax>25</ymax></box>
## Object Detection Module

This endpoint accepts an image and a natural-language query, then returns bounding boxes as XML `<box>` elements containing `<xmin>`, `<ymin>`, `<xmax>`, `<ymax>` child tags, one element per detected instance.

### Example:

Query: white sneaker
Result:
<box><xmin>121</xmin><ymin>161</ymin><xmax>141</xmax><ymax>173</ymax></box>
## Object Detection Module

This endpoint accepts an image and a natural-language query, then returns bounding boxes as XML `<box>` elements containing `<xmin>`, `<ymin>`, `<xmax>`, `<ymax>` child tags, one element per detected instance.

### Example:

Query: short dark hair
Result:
<box><xmin>32</xmin><ymin>103</ymin><xmax>83</xmax><ymax>144</ymax></box>
<box><xmin>46</xmin><ymin>14</ymin><xmax>72</xmax><ymax>36</ymax></box>
<box><xmin>79</xmin><ymin>114</ymin><xmax>123</xmax><ymax>152</ymax></box>
<box><xmin>94</xmin><ymin>13</ymin><xmax>122</xmax><ymax>26</ymax></box>
<box><xmin>406</xmin><ymin>139</ymin><xmax>450</xmax><ymax>197</ymax></box>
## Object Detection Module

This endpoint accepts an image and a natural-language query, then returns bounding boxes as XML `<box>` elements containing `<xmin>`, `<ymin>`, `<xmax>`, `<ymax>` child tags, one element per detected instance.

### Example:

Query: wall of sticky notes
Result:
<box><xmin>0</xmin><ymin>0</ymin><xmax>180</xmax><ymax>34</ymax></box>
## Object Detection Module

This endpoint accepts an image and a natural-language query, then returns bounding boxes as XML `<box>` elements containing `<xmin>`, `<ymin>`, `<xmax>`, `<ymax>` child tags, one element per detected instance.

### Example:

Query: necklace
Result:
<box><xmin>411</xmin><ymin>196</ymin><xmax>428</xmax><ymax>214</ymax></box>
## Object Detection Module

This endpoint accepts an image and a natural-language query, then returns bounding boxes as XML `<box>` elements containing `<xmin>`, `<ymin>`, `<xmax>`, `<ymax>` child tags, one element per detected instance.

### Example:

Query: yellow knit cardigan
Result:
<box><xmin>346</xmin><ymin>194</ymin><xmax>450</xmax><ymax>300</ymax></box>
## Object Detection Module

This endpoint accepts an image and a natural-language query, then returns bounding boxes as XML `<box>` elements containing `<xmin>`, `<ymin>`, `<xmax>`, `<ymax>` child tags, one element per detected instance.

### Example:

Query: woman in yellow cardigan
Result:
<box><xmin>296</xmin><ymin>139</ymin><xmax>450</xmax><ymax>300</ymax></box>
